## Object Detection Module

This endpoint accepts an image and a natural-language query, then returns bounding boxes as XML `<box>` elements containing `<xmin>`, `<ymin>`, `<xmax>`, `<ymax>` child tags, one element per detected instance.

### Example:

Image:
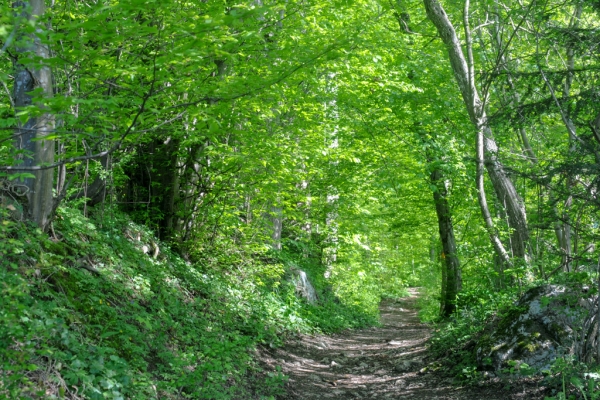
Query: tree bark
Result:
<box><xmin>423</xmin><ymin>0</ymin><xmax>531</xmax><ymax>263</ymax></box>
<box><xmin>269</xmin><ymin>204</ymin><xmax>283</xmax><ymax>250</ymax></box>
<box><xmin>430</xmin><ymin>166</ymin><xmax>461</xmax><ymax>317</ymax></box>
<box><xmin>12</xmin><ymin>0</ymin><xmax>55</xmax><ymax>230</ymax></box>
<box><xmin>153</xmin><ymin>138</ymin><xmax>180</xmax><ymax>241</ymax></box>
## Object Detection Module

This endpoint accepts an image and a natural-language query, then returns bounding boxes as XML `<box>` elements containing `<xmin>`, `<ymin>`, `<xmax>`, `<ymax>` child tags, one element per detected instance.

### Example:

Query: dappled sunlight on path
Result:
<box><xmin>261</xmin><ymin>289</ymin><xmax>547</xmax><ymax>399</ymax></box>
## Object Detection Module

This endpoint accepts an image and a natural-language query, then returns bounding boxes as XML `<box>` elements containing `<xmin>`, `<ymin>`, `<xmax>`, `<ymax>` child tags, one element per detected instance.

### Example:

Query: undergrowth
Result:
<box><xmin>425</xmin><ymin>285</ymin><xmax>525</xmax><ymax>382</ymax></box>
<box><xmin>0</xmin><ymin>204</ymin><xmax>379</xmax><ymax>399</ymax></box>
<box><xmin>425</xmin><ymin>274</ymin><xmax>600</xmax><ymax>398</ymax></box>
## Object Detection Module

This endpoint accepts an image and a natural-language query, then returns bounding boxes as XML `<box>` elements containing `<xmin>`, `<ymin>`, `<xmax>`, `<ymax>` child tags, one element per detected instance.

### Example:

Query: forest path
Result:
<box><xmin>262</xmin><ymin>289</ymin><xmax>545</xmax><ymax>399</ymax></box>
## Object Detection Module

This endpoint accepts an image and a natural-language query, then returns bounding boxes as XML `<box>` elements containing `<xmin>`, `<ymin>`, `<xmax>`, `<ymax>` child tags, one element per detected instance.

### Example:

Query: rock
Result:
<box><xmin>475</xmin><ymin>284</ymin><xmax>595</xmax><ymax>372</ymax></box>
<box><xmin>482</xmin><ymin>371</ymin><xmax>496</xmax><ymax>378</ymax></box>
<box><xmin>290</xmin><ymin>268</ymin><xmax>318</xmax><ymax>304</ymax></box>
<box><xmin>394</xmin><ymin>379</ymin><xmax>407</xmax><ymax>387</ymax></box>
<box><xmin>407</xmin><ymin>382</ymin><xmax>425</xmax><ymax>389</ymax></box>
<box><xmin>393</xmin><ymin>359</ymin><xmax>420</xmax><ymax>373</ymax></box>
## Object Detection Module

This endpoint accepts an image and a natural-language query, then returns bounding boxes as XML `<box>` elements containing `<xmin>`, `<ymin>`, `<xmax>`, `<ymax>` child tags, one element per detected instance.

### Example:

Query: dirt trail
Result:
<box><xmin>262</xmin><ymin>289</ymin><xmax>546</xmax><ymax>399</ymax></box>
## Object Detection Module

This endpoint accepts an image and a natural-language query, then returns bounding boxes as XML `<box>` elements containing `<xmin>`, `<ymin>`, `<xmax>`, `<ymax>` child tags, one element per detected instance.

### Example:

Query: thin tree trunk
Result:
<box><xmin>69</xmin><ymin>152</ymin><xmax>111</xmax><ymax>206</ymax></box>
<box><xmin>557</xmin><ymin>4</ymin><xmax>582</xmax><ymax>272</ymax></box>
<box><xmin>423</xmin><ymin>0</ymin><xmax>530</xmax><ymax>264</ymax></box>
<box><xmin>12</xmin><ymin>0</ymin><xmax>55</xmax><ymax>230</ymax></box>
<box><xmin>429</xmin><ymin>234</ymin><xmax>437</xmax><ymax>263</ymax></box>
<box><xmin>538</xmin><ymin>3</ymin><xmax>583</xmax><ymax>272</ymax></box>
<box><xmin>485</xmin><ymin>4</ymin><xmax>537</xmax><ymax>164</ymax></box>
<box><xmin>270</xmin><ymin>203</ymin><xmax>283</xmax><ymax>251</ymax></box>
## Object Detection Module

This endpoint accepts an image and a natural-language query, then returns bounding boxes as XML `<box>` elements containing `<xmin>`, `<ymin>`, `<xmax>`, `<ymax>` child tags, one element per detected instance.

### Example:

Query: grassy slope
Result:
<box><xmin>0</xmin><ymin>205</ymin><xmax>378</xmax><ymax>399</ymax></box>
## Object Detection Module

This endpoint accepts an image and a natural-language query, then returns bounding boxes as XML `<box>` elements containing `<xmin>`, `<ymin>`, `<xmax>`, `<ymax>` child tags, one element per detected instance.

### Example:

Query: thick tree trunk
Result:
<box><xmin>477</xmin><ymin>126</ymin><xmax>513</xmax><ymax>266</ymax></box>
<box><xmin>430</xmin><ymin>166</ymin><xmax>461</xmax><ymax>316</ymax></box>
<box><xmin>119</xmin><ymin>138</ymin><xmax>181</xmax><ymax>240</ymax></box>
<box><xmin>12</xmin><ymin>0</ymin><xmax>55</xmax><ymax>230</ymax></box>
<box><xmin>483</xmin><ymin>131</ymin><xmax>529</xmax><ymax>261</ymax></box>
<box><xmin>423</xmin><ymin>0</ymin><xmax>530</xmax><ymax>264</ymax></box>
<box><xmin>154</xmin><ymin>138</ymin><xmax>181</xmax><ymax>241</ymax></box>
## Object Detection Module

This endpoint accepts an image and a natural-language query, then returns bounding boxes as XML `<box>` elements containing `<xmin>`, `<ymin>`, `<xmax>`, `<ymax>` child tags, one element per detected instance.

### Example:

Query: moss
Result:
<box><xmin>491</xmin><ymin>342</ymin><xmax>504</xmax><ymax>352</ymax></box>
<box><xmin>517</xmin><ymin>340</ymin><xmax>540</xmax><ymax>354</ymax></box>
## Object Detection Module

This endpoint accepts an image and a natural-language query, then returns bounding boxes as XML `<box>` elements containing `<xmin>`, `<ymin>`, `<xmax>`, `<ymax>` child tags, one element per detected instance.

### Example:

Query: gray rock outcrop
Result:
<box><xmin>475</xmin><ymin>284</ymin><xmax>595</xmax><ymax>372</ymax></box>
<box><xmin>290</xmin><ymin>268</ymin><xmax>318</xmax><ymax>304</ymax></box>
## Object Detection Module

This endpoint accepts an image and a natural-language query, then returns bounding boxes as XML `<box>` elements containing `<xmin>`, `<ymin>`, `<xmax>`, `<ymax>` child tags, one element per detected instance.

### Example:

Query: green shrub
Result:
<box><xmin>0</xmin><ymin>204</ymin><xmax>380</xmax><ymax>398</ymax></box>
<box><xmin>427</xmin><ymin>285</ymin><xmax>523</xmax><ymax>382</ymax></box>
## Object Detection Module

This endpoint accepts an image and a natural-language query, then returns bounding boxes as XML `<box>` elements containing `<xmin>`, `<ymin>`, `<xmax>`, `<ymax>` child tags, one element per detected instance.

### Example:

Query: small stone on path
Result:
<box><xmin>263</xmin><ymin>288</ymin><xmax>548</xmax><ymax>399</ymax></box>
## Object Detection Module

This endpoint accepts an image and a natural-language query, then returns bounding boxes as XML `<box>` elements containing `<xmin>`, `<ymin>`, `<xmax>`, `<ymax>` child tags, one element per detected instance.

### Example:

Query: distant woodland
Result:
<box><xmin>1</xmin><ymin>0</ymin><xmax>600</xmax><ymax>398</ymax></box>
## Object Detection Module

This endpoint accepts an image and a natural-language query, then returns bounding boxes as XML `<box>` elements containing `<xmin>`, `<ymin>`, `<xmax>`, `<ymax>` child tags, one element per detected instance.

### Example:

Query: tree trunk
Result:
<box><xmin>269</xmin><ymin>203</ymin><xmax>283</xmax><ymax>251</ymax></box>
<box><xmin>430</xmin><ymin>166</ymin><xmax>461</xmax><ymax>317</ymax></box>
<box><xmin>119</xmin><ymin>138</ymin><xmax>181</xmax><ymax>240</ymax></box>
<box><xmin>423</xmin><ymin>0</ymin><xmax>530</xmax><ymax>264</ymax></box>
<box><xmin>12</xmin><ymin>0</ymin><xmax>55</xmax><ymax>230</ymax></box>
<box><xmin>556</xmin><ymin>3</ymin><xmax>581</xmax><ymax>272</ymax></box>
<box><xmin>69</xmin><ymin>153</ymin><xmax>111</xmax><ymax>206</ymax></box>
<box><xmin>429</xmin><ymin>234</ymin><xmax>437</xmax><ymax>263</ymax></box>
<box><xmin>154</xmin><ymin>138</ymin><xmax>181</xmax><ymax>241</ymax></box>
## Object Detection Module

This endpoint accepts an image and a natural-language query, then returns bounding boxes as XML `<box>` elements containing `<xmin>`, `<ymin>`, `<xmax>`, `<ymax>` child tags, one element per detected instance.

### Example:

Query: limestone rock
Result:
<box><xmin>476</xmin><ymin>284</ymin><xmax>594</xmax><ymax>372</ymax></box>
<box><xmin>290</xmin><ymin>268</ymin><xmax>318</xmax><ymax>304</ymax></box>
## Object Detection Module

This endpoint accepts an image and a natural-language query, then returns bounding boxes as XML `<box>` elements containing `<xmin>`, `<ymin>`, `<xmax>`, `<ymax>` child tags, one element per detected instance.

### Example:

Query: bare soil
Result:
<box><xmin>260</xmin><ymin>289</ymin><xmax>550</xmax><ymax>399</ymax></box>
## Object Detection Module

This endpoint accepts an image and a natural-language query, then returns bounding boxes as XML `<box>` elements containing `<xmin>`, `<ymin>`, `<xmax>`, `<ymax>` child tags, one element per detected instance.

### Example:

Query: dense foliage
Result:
<box><xmin>0</xmin><ymin>204</ymin><xmax>381</xmax><ymax>398</ymax></box>
<box><xmin>1</xmin><ymin>0</ymin><xmax>600</xmax><ymax>397</ymax></box>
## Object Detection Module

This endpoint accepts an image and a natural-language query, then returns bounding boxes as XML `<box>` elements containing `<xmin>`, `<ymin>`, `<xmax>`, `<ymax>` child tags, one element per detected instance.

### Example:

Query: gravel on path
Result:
<box><xmin>260</xmin><ymin>289</ymin><xmax>548</xmax><ymax>399</ymax></box>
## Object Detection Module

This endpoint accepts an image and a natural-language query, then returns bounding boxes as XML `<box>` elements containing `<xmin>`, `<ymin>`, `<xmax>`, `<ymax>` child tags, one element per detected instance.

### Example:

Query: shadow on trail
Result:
<box><xmin>263</xmin><ymin>289</ymin><xmax>548</xmax><ymax>399</ymax></box>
